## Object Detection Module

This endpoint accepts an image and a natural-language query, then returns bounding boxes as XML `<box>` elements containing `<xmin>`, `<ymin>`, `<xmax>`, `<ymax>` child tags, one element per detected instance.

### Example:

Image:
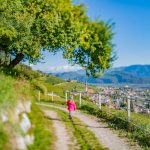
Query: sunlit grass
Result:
<box><xmin>0</xmin><ymin>74</ymin><xmax>17</xmax><ymax>111</ymax></box>
<box><xmin>28</xmin><ymin>103</ymin><xmax>55</xmax><ymax>150</ymax></box>
<box><xmin>42</xmin><ymin>105</ymin><xmax>106</xmax><ymax>150</ymax></box>
<box><xmin>0</xmin><ymin>122</ymin><xmax>8</xmax><ymax>150</ymax></box>
<box><xmin>80</xmin><ymin>102</ymin><xmax>150</xmax><ymax>148</ymax></box>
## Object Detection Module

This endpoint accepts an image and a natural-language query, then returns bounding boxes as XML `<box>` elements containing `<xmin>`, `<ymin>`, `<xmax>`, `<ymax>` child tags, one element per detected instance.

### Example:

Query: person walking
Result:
<box><xmin>67</xmin><ymin>95</ymin><xmax>76</xmax><ymax>119</ymax></box>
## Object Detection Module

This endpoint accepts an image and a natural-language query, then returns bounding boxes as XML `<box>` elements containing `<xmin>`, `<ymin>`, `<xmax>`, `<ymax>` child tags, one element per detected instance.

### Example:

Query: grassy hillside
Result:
<box><xmin>0</xmin><ymin>64</ymin><xmax>91</xmax><ymax>149</ymax></box>
<box><xmin>0</xmin><ymin>65</ymin><xmax>63</xmax><ymax>150</ymax></box>
<box><xmin>0</xmin><ymin>62</ymin><xmax>100</xmax><ymax>150</ymax></box>
<box><xmin>0</xmin><ymin>74</ymin><xmax>17</xmax><ymax>111</ymax></box>
<box><xmin>0</xmin><ymin>72</ymin><xmax>32</xmax><ymax>149</ymax></box>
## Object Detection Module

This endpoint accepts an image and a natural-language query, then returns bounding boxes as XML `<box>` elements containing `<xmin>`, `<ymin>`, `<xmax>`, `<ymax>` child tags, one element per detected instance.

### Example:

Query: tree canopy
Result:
<box><xmin>65</xmin><ymin>21</ymin><xmax>116</xmax><ymax>77</ymax></box>
<box><xmin>0</xmin><ymin>0</ymin><xmax>116</xmax><ymax>77</ymax></box>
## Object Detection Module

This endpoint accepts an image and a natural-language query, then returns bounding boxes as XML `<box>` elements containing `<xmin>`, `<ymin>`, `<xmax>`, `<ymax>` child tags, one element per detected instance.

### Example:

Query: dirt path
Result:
<box><xmin>43</xmin><ymin>110</ymin><xmax>70</xmax><ymax>150</ymax></box>
<box><xmin>39</xmin><ymin>103</ymin><xmax>141</xmax><ymax>150</ymax></box>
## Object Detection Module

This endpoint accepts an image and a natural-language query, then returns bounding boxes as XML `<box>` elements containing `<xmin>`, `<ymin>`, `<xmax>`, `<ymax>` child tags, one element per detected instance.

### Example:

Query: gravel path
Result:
<box><xmin>39</xmin><ymin>103</ymin><xmax>141</xmax><ymax>150</ymax></box>
<box><xmin>43</xmin><ymin>109</ymin><xmax>70</xmax><ymax>150</ymax></box>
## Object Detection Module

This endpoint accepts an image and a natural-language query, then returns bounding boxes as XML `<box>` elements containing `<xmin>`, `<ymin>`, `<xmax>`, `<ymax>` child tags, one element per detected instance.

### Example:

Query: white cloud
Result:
<box><xmin>31</xmin><ymin>64</ymin><xmax>82</xmax><ymax>73</ymax></box>
<box><xmin>47</xmin><ymin>65</ymin><xmax>82</xmax><ymax>73</ymax></box>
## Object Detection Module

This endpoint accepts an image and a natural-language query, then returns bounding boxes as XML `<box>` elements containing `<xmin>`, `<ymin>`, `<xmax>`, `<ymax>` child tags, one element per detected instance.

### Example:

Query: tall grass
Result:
<box><xmin>0</xmin><ymin>122</ymin><xmax>8</xmax><ymax>150</ymax></box>
<box><xmin>0</xmin><ymin>66</ymin><xmax>64</xmax><ymax>150</ymax></box>
<box><xmin>0</xmin><ymin>74</ymin><xmax>17</xmax><ymax>111</ymax></box>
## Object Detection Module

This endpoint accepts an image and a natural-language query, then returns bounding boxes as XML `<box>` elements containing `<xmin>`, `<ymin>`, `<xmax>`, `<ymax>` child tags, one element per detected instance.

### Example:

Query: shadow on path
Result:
<box><xmin>45</xmin><ymin>116</ymin><xmax>109</xmax><ymax>129</ymax></box>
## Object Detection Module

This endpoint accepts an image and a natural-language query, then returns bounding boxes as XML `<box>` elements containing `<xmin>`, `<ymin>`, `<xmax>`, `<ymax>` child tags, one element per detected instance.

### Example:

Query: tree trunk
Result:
<box><xmin>9</xmin><ymin>53</ymin><xmax>24</xmax><ymax>68</ymax></box>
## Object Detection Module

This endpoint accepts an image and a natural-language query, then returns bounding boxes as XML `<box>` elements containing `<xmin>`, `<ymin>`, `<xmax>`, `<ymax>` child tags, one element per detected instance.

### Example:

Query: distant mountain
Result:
<box><xmin>119</xmin><ymin>64</ymin><xmax>150</xmax><ymax>78</ymax></box>
<box><xmin>53</xmin><ymin>65</ymin><xmax>150</xmax><ymax>84</ymax></box>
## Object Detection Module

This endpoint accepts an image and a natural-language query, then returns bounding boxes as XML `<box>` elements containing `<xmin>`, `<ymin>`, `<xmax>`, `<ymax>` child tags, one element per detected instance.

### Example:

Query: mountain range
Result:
<box><xmin>52</xmin><ymin>65</ymin><xmax>150</xmax><ymax>84</ymax></box>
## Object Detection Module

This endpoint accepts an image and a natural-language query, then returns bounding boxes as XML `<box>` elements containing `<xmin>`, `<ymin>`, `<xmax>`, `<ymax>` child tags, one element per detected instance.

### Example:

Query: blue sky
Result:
<box><xmin>32</xmin><ymin>0</ymin><xmax>150</xmax><ymax>72</ymax></box>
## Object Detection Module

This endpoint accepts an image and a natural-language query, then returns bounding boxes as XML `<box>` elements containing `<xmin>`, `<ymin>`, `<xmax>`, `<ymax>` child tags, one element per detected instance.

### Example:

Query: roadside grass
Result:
<box><xmin>0</xmin><ymin>74</ymin><xmax>17</xmax><ymax>111</ymax></box>
<box><xmin>41</xmin><ymin>100</ymin><xmax>150</xmax><ymax>149</ymax></box>
<box><xmin>28</xmin><ymin>103</ymin><xmax>55</xmax><ymax>150</ymax></box>
<box><xmin>80</xmin><ymin>102</ymin><xmax>150</xmax><ymax>149</ymax></box>
<box><xmin>0</xmin><ymin>70</ymin><xmax>56</xmax><ymax>150</ymax></box>
<box><xmin>0</xmin><ymin>122</ymin><xmax>8</xmax><ymax>150</ymax></box>
<box><xmin>101</xmin><ymin>105</ymin><xmax>150</xmax><ymax>132</ymax></box>
<box><xmin>0</xmin><ymin>72</ymin><xmax>35</xmax><ymax>149</ymax></box>
<box><xmin>42</xmin><ymin>105</ymin><xmax>106</xmax><ymax>150</ymax></box>
<box><xmin>0</xmin><ymin>67</ymin><xmax>68</xmax><ymax>149</ymax></box>
<box><xmin>0</xmin><ymin>72</ymin><xmax>37</xmax><ymax>109</ymax></box>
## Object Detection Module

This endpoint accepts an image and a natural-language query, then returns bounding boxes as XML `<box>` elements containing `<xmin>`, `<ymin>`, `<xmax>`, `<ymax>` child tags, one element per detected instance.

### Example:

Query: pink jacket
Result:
<box><xmin>67</xmin><ymin>100</ymin><xmax>76</xmax><ymax>111</ymax></box>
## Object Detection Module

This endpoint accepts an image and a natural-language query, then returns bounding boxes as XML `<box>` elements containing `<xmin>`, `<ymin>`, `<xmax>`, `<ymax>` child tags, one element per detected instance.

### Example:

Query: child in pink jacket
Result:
<box><xmin>67</xmin><ymin>95</ymin><xmax>76</xmax><ymax>119</ymax></box>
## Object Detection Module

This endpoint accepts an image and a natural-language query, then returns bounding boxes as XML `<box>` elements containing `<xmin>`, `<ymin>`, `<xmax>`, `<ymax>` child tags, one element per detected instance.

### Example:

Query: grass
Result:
<box><xmin>0</xmin><ymin>66</ymin><xmax>65</xmax><ymax>149</ymax></box>
<box><xmin>101</xmin><ymin>106</ymin><xmax>150</xmax><ymax>132</ymax></box>
<box><xmin>28</xmin><ymin>103</ymin><xmax>55</xmax><ymax>150</ymax></box>
<box><xmin>0</xmin><ymin>74</ymin><xmax>17</xmax><ymax>111</ymax></box>
<box><xmin>80</xmin><ymin>102</ymin><xmax>150</xmax><ymax>149</ymax></box>
<box><xmin>0</xmin><ymin>122</ymin><xmax>8</xmax><ymax>150</ymax></box>
<box><xmin>43</xmin><ymin>82</ymin><xmax>85</xmax><ymax>98</ymax></box>
<box><xmin>0</xmin><ymin>71</ymin><xmax>56</xmax><ymax>150</ymax></box>
<box><xmin>42</xmin><ymin>99</ymin><xmax>150</xmax><ymax>149</ymax></box>
<box><xmin>0</xmin><ymin>71</ymin><xmax>37</xmax><ymax>109</ymax></box>
<box><xmin>42</xmin><ymin>105</ymin><xmax>106</xmax><ymax>150</ymax></box>
<box><xmin>45</xmin><ymin>75</ymin><xmax>66</xmax><ymax>85</ymax></box>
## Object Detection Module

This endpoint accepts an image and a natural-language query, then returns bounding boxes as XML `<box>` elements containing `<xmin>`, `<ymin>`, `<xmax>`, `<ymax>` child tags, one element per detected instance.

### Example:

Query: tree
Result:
<box><xmin>65</xmin><ymin>20</ymin><xmax>116</xmax><ymax>77</ymax></box>
<box><xmin>0</xmin><ymin>0</ymin><xmax>86</xmax><ymax>67</ymax></box>
<box><xmin>0</xmin><ymin>0</ymin><xmax>116</xmax><ymax>77</ymax></box>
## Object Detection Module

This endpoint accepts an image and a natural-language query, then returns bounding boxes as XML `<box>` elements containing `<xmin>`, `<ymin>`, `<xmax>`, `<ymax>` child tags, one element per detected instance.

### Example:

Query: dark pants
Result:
<box><xmin>69</xmin><ymin>111</ymin><xmax>72</xmax><ymax>119</ymax></box>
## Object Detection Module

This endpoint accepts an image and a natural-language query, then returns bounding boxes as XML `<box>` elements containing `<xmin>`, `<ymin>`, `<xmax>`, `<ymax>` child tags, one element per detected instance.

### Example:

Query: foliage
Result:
<box><xmin>0</xmin><ymin>0</ymin><xmax>87</xmax><ymax>65</ymax></box>
<box><xmin>0</xmin><ymin>0</ymin><xmax>115</xmax><ymax>76</ymax></box>
<box><xmin>55</xmin><ymin>82</ymin><xmax>85</xmax><ymax>92</ymax></box>
<box><xmin>0</xmin><ymin>63</ymin><xmax>44</xmax><ymax>80</ymax></box>
<box><xmin>65</xmin><ymin>21</ymin><xmax>116</xmax><ymax>77</ymax></box>
<box><xmin>42</xmin><ymin>81</ymin><xmax>86</xmax><ymax>100</ymax></box>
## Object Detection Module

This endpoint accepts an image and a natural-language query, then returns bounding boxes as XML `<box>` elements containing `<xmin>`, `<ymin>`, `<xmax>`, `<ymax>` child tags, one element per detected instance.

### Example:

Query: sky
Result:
<box><xmin>31</xmin><ymin>0</ymin><xmax>150</xmax><ymax>73</ymax></box>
